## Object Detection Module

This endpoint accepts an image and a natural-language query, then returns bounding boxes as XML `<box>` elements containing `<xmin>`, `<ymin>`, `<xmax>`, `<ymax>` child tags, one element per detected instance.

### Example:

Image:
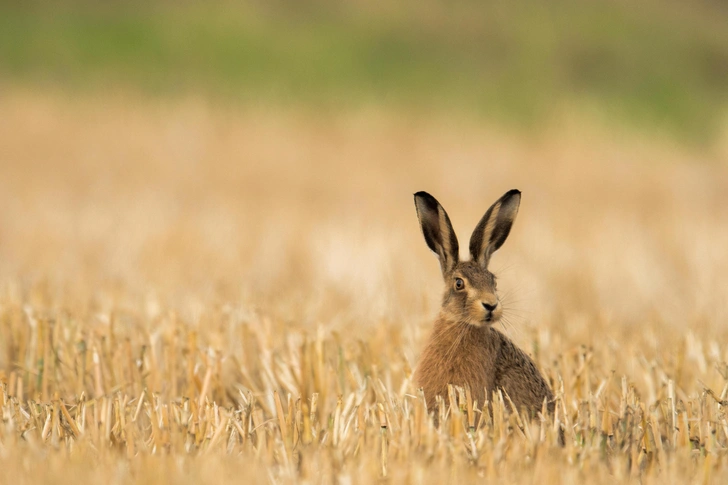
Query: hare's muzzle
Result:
<box><xmin>480</xmin><ymin>300</ymin><xmax>502</xmax><ymax>324</ymax></box>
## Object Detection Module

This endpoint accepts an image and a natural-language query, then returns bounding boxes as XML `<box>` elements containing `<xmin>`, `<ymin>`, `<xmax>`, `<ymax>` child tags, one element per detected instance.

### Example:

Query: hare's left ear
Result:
<box><xmin>469</xmin><ymin>189</ymin><xmax>521</xmax><ymax>268</ymax></box>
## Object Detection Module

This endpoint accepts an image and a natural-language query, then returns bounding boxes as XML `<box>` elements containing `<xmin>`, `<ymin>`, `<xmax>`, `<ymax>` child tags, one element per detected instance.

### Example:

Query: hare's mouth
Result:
<box><xmin>482</xmin><ymin>314</ymin><xmax>500</xmax><ymax>325</ymax></box>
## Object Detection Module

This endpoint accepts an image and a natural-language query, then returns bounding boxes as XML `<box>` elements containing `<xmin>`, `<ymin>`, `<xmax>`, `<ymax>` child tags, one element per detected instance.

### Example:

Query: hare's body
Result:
<box><xmin>413</xmin><ymin>190</ymin><xmax>553</xmax><ymax>417</ymax></box>
<box><xmin>416</xmin><ymin>314</ymin><xmax>553</xmax><ymax>415</ymax></box>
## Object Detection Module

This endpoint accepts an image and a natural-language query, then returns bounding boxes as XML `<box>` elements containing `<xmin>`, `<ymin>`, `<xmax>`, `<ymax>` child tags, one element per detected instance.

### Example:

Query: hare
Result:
<box><xmin>413</xmin><ymin>189</ymin><xmax>554</xmax><ymax>418</ymax></box>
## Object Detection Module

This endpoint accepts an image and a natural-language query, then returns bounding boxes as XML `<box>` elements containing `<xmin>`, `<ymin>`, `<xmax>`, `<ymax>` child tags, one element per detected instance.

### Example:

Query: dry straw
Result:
<box><xmin>1</xmin><ymin>305</ymin><xmax>728</xmax><ymax>484</ymax></box>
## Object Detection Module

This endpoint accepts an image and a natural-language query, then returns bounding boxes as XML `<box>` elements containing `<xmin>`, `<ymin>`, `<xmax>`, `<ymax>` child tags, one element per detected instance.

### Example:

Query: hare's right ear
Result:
<box><xmin>414</xmin><ymin>192</ymin><xmax>459</xmax><ymax>275</ymax></box>
<box><xmin>469</xmin><ymin>189</ymin><xmax>521</xmax><ymax>268</ymax></box>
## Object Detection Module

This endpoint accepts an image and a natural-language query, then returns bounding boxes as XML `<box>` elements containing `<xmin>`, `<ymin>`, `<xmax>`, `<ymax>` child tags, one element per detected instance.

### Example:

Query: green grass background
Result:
<box><xmin>1</xmin><ymin>0</ymin><xmax>728</xmax><ymax>143</ymax></box>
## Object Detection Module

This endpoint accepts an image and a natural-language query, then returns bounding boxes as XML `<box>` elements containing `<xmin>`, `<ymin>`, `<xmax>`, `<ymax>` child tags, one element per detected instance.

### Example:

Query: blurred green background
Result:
<box><xmin>1</xmin><ymin>0</ymin><xmax>727</xmax><ymax>144</ymax></box>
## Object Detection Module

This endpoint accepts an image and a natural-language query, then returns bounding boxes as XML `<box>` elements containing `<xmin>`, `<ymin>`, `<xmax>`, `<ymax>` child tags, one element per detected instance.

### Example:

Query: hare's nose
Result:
<box><xmin>482</xmin><ymin>302</ymin><xmax>497</xmax><ymax>313</ymax></box>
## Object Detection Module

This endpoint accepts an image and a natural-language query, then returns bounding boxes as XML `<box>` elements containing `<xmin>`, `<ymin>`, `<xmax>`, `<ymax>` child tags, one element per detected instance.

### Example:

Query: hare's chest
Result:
<box><xmin>418</xmin><ymin>334</ymin><xmax>499</xmax><ymax>406</ymax></box>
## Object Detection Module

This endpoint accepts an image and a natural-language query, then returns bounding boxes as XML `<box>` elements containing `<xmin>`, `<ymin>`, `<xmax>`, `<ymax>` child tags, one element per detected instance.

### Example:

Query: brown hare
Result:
<box><xmin>414</xmin><ymin>189</ymin><xmax>554</xmax><ymax>418</ymax></box>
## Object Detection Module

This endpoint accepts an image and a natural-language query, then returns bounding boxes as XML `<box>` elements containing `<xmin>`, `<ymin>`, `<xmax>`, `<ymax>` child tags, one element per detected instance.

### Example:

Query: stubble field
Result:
<box><xmin>1</xmin><ymin>90</ymin><xmax>728</xmax><ymax>483</ymax></box>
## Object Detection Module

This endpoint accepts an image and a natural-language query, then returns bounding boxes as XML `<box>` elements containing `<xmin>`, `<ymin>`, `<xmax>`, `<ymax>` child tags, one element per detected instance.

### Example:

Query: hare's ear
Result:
<box><xmin>469</xmin><ymin>189</ymin><xmax>521</xmax><ymax>268</ymax></box>
<box><xmin>414</xmin><ymin>192</ymin><xmax>459</xmax><ymax>275</ymax></box>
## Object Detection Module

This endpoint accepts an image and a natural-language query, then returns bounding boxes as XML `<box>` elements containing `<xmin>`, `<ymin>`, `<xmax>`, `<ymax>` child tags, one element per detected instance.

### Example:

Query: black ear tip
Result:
<box><xmin>502</xmin><ymin>189</ymin><xmax>521</xmax><ymax>204</ymax></box>
<box><xmin>414</xmin><ymin>191</ymin><xmax>440</xmax><ymax>210</ymax></box>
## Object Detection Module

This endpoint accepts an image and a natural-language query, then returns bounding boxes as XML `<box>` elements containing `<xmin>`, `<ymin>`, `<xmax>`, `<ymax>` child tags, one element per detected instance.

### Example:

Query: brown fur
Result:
<box><xmin>413</xmin><ymin>190</ymin><xmax>554</xmax><ymax>417</ymax></box>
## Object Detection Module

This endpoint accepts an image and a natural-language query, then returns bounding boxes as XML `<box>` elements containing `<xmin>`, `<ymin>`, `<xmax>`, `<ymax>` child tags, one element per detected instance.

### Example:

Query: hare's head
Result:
<box><xmin>414</xmin><ymin>190</ymin><xmax>521</xmax><ymax>327</ymax></box>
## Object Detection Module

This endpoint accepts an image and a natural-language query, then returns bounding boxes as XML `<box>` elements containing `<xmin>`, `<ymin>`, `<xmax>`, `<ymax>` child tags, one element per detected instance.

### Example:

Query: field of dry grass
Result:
<box><xmin>1</xmin><ymin>89</ymin><xmax>728</xmax><ymax>483</ymax></box>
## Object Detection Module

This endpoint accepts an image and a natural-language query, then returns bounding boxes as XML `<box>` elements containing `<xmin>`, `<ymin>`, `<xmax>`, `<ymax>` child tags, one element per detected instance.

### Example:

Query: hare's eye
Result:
<box><xmin>454</xmin><ymin>278</ymin><xmax>465</xmax><ymax>290</ymax></box>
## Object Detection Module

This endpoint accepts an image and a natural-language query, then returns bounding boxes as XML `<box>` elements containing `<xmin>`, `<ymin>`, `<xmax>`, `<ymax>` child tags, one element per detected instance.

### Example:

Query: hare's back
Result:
<box><xmin>492</xmin><ymin>330</ymin><xmax>554</xmax><ymax>415</ymax></box>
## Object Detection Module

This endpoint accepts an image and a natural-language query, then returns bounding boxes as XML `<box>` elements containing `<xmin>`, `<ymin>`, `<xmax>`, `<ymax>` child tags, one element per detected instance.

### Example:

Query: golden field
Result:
<box><xmin>1</xmin><ymin>89</ymin><xmax>728</xmax><ymax>484</ymax></box>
